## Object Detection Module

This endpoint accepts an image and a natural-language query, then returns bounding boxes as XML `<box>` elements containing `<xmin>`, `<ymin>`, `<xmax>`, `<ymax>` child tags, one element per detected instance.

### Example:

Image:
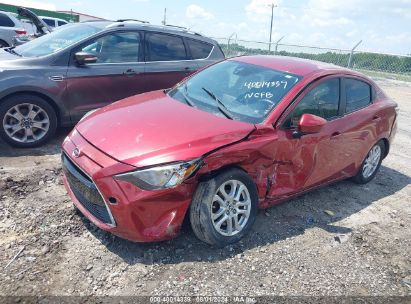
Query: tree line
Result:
<box><xmin>221</xmin><ymin>43</ymin><xmax>411</xmax><ymax>75</ymax></box>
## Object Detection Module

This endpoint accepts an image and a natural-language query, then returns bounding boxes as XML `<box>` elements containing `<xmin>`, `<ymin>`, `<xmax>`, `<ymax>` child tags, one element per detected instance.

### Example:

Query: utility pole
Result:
<box><xmin>268</xmin><ymin>3</ymin><xmax>277</xmax><ymax>52</ymax></box>
<box><xmin>162</xmin><ymin>8</ymin><xmax>167</xmax><ymax>25</ymax></box>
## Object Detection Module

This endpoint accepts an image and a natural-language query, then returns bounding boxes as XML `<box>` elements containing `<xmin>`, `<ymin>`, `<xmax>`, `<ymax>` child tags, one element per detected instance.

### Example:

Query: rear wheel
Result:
<box><xmin>190</xmin><ymin>168</ymin><xmax>258</xmax><ymax>247</ymax></box>
<box><xmin>352</xmin><ymin>140</ymin><xmax>385</xmax><ymax>184</ymax></box>
<box><xmin>0</xmin><ymin>40</ymin><xmax>9</xmax><ymax>48</ymax></box>
<box><xmin>0</xmin><ymin>94</ymin><xmax>57</xmax><ymax>148</ymax></box>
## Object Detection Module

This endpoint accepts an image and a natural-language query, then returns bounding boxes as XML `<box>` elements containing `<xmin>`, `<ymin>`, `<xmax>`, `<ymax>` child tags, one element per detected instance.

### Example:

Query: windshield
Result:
<box><xmin>14</xmin><ymin>23</ymin><xmax>108</xmax><ymax>57</ymax></box>
<box><xmin>168</xmin><ymin>60</ymin><xmax>301</xmax><ymax>124</ymax></box>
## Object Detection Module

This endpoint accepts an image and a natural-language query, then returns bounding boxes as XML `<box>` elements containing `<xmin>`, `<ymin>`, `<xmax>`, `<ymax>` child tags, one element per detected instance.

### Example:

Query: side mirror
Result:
<box><xmin>292</xmin><ymin>114</ymin><xmax>327</xmax><ymax>138</ymax></box>
<box><xmin>75</xmin><ymin>52</ymin><xmax>97</xmax><ymax>65</ymax></box>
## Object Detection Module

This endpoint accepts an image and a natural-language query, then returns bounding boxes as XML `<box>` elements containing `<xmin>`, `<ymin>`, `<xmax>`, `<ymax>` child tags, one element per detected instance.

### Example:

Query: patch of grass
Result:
<box><xmin>356</xmin><ymin>69</ymin><xmax>411</xmax><ymax>82</ymax></box>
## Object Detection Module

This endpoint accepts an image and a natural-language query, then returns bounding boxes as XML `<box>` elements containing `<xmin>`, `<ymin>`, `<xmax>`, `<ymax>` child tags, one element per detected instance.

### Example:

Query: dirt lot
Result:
<box><xmin>0</xmin><ymin>79</ymin><xmax>410</xmax><ymax>297</ymax></box>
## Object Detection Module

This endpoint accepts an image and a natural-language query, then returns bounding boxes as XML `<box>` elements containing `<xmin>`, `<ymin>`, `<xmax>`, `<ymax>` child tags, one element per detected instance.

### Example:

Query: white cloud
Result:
<box><xmin>186</xmin><ymin>4</ymin><xmax>214</xmax><ymax>20</ymax></box>
<box><xmin>245</xmin><ymin>0</ymin><xmax>281</xmax><ymax>16</ymax></box>
<box><xmin>245</xmin><ymin>0</ymin><xmax>295</xmax><ymax>23</ymax></box>
<box><xmin>1</xmin><ymin>0</ymin><xmax>56</xmax><ymax>11</ymax></box>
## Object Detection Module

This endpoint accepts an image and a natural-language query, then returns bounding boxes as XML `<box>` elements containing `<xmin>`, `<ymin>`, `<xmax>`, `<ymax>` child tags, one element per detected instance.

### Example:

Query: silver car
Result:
<box><xmin>0</xmin><ymin>11</ymin><xmax>32</xmax><ymax>47</ymax></box>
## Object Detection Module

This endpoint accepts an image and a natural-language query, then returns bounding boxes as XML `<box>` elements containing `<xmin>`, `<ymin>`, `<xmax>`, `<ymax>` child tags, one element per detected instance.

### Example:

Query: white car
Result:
<box><xmin>40</xmin><ymin>16</ymin><xmax>68</xmax><ymax>28</ymax></box>
<box><xmin>0</xmin><ymin>11</ymin><xmax>31</xmax><ymax>47</ymax></box>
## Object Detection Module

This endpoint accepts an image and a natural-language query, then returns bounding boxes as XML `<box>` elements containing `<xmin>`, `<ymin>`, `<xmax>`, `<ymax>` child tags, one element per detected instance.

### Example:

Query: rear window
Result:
<box><xmin>0</xmin><ymin>13</ymin><xmax>15</xmax><ymax>27</ymax></box>
<box><xmin>187</xmin><ymin>39</ymin><xmax>213</xmax><ymax>59</ymax></box>
<box><xmin>146</xmin><ymin>33</ymin><xmax>187</xmax><ymax>61</ymax></box>
<box><xmin>345</xmin><ymin>78</ymin><xmax>372</xmax><ymax>113</ymax></box>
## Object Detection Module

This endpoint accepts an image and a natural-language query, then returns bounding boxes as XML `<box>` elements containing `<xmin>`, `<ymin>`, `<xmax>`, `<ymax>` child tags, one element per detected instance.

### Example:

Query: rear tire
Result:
<box><xmin>352</xmin><ymin>140</ymin><xmax>385</xmax><ymax>184</ymax></box>
<box><xmin>0</xmin><ymin>40</ymin><xmax>9</xmax><ymax>48</ymax></box>
<box><xmin>190</xmin><ymin>168</ymin><xmax>258</xmax><ymax>247</ymax></box>
<box><xmin>0</xmin><ymin>94</ymin><xmax>57</xmax><ymax>148</ymax></box>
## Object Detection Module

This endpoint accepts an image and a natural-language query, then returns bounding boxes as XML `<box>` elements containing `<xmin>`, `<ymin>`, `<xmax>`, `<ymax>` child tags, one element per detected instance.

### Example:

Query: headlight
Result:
<box><xmin>79</xmin><ymin>109</ymin><xmax>98</xmax><ymax>122</ymax></box>
<box><xmin>114</xmin><ymin>159</ymin><xmax>202</xmax><ymax>190</ymax></box>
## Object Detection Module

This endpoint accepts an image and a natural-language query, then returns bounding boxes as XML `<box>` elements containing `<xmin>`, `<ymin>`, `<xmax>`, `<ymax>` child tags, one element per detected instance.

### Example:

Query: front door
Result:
<box><xmin>268</xmin><ymin>76</ymin><xmax>348</xmax><ymax>199</ymax></box>
<box><xmin>64</xmin><ymin>31</ymin><xmax>145</xmax><ymax>122</ymax></box>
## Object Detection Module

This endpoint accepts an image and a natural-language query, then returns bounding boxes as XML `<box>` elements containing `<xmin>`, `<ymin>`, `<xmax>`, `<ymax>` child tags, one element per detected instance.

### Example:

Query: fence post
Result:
<box><xmin>274</xmin><ymin>36</ymin><xmax>285</xmax><ymax>55</ymax></box>
<box><xmin>348</xmin><ymin>40</ymin><xmax>362</xmax><ymax>68</ymax></box>
<box><xmin>227</xmin><ymin>33</ymin><xmax>237</xmax><ymax>57</ymax></box>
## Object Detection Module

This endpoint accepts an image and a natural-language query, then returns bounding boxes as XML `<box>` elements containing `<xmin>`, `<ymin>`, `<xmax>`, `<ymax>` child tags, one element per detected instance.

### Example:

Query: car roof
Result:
<box><xmin>39</xmin><ymin>16</ymin><xmax>67</xmax><ymax>22</ymax></box>
<box><xmin>231</xmin><ymin>55</ymin><xmax>357</xmax><ymax>78</ymax></box>
<box><xmin>81</xmin><ymin>20</ymin><xmax>218</xmax><ymax>44</ymax></box>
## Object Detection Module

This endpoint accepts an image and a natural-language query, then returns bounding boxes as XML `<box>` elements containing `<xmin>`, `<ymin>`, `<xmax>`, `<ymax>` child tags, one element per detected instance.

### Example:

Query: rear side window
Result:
<box><xmin>285</xmin><ymin>78</ymin><xmax>340</xmax><ymax>128</ymax></box>
<box><xmin>57</xmin><ymin>20</ymin><xmax>67</xmax><ymax>26</ymax></box>
<box><xmin>42</xmin><ymin>18</ymin><xmax>55</xmax><ymax>27</ymax></box>
<box><xmin>187</xmin><ymin>39</ymin><xmax>213</xmax><ymax>59</ymax></box>
<box><xmin>345</xmin><ymin>78</ymin><xmax>372</xmax><ymax>113</ymax></box>
<box><xmin>146</xmin><ymin>33</ymin><xmax>187</xmax><ymax>61</ymax></box>
<box><xmin>0</xmin><ymin>13</ymin><xmax>15</xmax><ymax>27</ymax></box>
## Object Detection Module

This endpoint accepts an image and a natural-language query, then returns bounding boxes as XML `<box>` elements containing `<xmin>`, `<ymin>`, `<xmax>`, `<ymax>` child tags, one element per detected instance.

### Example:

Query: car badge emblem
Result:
<box><xmin>73</xmin><ymin>148</ymin><xmax>81</xmax><ymax>158</ymax></box>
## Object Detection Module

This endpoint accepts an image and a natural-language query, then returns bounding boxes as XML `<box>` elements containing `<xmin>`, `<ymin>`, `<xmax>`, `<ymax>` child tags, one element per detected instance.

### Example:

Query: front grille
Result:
<box><xmin>62</xmin><ymin>153</ymin><xmax>113</xmax><ymax>225</ymax></box>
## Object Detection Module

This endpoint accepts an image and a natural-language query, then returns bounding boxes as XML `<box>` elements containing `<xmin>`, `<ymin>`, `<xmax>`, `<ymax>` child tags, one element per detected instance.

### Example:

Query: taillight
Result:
<box><xmin>15</xmin><ymin>29</ymin><xmax>27</xmax><ymax>35</ymax></box>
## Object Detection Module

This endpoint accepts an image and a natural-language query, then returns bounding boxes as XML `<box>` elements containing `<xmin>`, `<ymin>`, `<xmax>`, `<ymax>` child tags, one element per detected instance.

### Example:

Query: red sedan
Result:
<box><xmin>62</xmin><ymin>56</ymin><xmax>398</xmax><ymax>246</ymax></box>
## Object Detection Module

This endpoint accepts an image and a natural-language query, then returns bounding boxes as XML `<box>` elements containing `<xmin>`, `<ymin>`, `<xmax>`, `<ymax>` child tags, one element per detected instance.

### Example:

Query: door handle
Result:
<box><xmin>184</xmin><ymin>67</ymin><xmax>195</xmax><ymax>73</ymax></box>
<box><xmin>331</xmin><ymin>131</ymin><xmax>341</xmax><ymax>138</ymax></box>
<box><xmin>372</xmin><ymin>115</ymin><xmax>381</xmax><ymax>121</ymax></box>
<box><xmin>123</xmin><ymin>69</ymin><xmax>138</xmax><ymax>76</ymax></box>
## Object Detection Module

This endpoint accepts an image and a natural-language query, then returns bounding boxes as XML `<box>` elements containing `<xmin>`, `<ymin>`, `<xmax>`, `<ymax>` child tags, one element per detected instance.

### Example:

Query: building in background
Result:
<box><xmin>57</xmin><ymin>10</ymin><xmax>107</xmax><ymax>22</ymax></box>
<box><xmin>0</xmin><ymin>3</ymin><xmax>107</xmax><ymax>23</ymax></box>
<box><xmin>0</xmin><ymin>3</ymin><xmax>78</xmax><ymax>22</ymax></box>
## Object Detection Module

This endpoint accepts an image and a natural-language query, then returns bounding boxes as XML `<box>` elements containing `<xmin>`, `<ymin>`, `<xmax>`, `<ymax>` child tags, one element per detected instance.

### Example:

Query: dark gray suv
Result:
<box><xmin>0</xmin><ymin>20</ymin><xmax>225</xmax><ymax>147</ymax></box>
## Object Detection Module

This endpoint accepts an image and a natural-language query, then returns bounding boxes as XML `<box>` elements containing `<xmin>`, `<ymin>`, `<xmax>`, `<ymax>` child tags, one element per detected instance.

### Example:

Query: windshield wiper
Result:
<box><xmin>180</xmin><ymin>84</ymin><xmax>195</xmax><ymax>107</ymax></box>
<box><xmin>202</xmin><ymin>87</ymin><xmax>233</xmax><ymax>120</ymax></box>
<box><xmin>4</xmin><ymin>47</ymin><xmax>22</xmax><ymax>57</ymax></box>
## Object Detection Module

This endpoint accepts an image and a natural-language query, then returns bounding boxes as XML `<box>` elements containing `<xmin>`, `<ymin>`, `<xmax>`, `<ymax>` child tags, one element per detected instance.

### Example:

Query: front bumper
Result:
<box><xmin>61</xmin><ymin>129</ymin><xmax>195</xmax><ymax>242</ymax></box>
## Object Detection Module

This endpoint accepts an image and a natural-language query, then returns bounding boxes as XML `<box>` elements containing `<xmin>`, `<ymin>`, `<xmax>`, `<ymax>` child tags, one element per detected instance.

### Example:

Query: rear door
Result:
<box><xmin>65</xmin><ymin>30</ymin><xmax>145</xmax><ymax>122</ymax></box>
<box><xmin>335</xmin><ymin>77</ymin><xmax>377</xmax><ymax>174</ymax></box>
<box><xmin>185</xmin><ymin>38</ymin><xmax>215</xmax><ymax>70</ymax></box>
<box><xmin>143</xmin><ymin>32</ymin><xmax>197</xmax><ymax>91</ymax></box>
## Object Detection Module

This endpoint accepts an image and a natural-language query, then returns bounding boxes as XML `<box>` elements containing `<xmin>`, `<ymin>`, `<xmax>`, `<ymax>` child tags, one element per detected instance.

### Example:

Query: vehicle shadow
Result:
<box><xmin>80</xmin><ymin>164</ymin><xmax>411</xmax><ymax>265</ymax></box>
<box><xmin>0</xmin><ymin>128</ymin><xmax>71</xmax><ymax>157</ymax></box>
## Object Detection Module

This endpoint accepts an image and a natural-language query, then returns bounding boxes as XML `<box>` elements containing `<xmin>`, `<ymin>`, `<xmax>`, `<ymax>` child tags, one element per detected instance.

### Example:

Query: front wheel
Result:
<box><xmin>190</xmin><ymin>168</ymin><xmax>258</xmax><ymax>247</ymax></box>
<box><xmin>352</xmin><ymin>140</ymin><xmax>385</xmax><ymax>184</ymax></box>
<box><xmin>0</xmin><ymin>94</ymin><xmax>57</xmax><ymax>148</ymax></box>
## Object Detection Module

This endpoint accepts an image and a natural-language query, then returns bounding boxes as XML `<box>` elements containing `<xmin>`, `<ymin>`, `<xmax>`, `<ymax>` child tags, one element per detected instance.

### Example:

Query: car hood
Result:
<box><xmin>76</xmin><ymin>90</ymin><xmax>255</xmax><ymax>168</ymax></box>
<box><xmin>0</xmin><ymin>49</ymin><xmax>22</xmax><ymax>62</ymax></box>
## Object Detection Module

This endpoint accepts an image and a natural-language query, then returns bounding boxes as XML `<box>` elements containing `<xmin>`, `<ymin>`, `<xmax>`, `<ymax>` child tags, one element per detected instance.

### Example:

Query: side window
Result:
<box><xmin>187</xmin><ymin>39</ymin><xmax>213</xmax><ymax>59</ymax></box>
<box><xmin>285</xmin><ymin>78</ymin><xmax>340</xmax><ymax>128</ymax></box>
<box><xmin>80</xmin><ymin>32</ymin><xmax>141</xmax><ymax>63</ymax></box>
<box><xmin>146</xmin><ymin>33</ymin><xmax>187</xmax><ymax>61</ymax></box>
<box><xmin>42</xmin><ymin>18</ymin><xmax>55</xmax><ymax>27</ymax></box>
<box><xmin>0</xmin><ymin>14</ymin><xmax>15</xmax><ymax>27</ymax></box>
<box><xmin>58</xmin><ymin>20</ymin><xmax>67</xmax><ymax>26</ymax></box>
<box><xmin>345</xmin><ymin>78</ymin><xmax>371</xmax><ymax>113</ymax></box>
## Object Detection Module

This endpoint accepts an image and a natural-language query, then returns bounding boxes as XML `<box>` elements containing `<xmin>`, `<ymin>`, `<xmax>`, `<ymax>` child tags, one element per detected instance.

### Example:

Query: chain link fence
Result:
<box><xmin>214</xmin><ymin>37</ymin><xmax>411</xmax><ymax>82</ymax></box>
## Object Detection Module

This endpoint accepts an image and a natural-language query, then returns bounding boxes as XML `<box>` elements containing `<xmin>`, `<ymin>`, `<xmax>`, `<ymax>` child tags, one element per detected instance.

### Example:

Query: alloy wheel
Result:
<box><xmin>211</xmin><ymin>179</ymin><xmax>251</xmax><ymax>236</ymax></box>
<box><xmin>2</xmin><ymin>103</ymin><xmax>50</xmax><ymax>143</ymax></box>
<box><xmin>362</xmin><ymin>145</ymin><xmax>382</xmax><ymax>178</ymax></box>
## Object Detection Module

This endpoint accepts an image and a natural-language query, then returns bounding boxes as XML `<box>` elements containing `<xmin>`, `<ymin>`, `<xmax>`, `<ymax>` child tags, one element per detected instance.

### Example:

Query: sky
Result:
<box><xmin>4</xmin><ymin>0</ymin><xmax>411</xmax><ymax>54</ymax></box>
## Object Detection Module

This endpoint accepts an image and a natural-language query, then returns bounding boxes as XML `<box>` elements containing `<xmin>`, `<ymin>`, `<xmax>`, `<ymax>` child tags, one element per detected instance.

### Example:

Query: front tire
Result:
<box><xmin>352</xmin><ymin>140</ymin><xmax>385</xmax><ymax>184</ymax></box>
<box><xmin>0</xmin><ymin>94</ymin><xmax>57</xmax><ymax>148</ymax></box>
<box><xmin>190</xmin><ymin>168</ymin><xmax>258</xmax><ymax>247</ymax></box>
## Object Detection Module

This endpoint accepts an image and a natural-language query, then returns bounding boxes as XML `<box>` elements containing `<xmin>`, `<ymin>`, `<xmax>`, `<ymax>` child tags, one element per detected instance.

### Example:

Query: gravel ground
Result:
<box><xmin>0</xmin><ymin>79</ymin><xmax>410</xmax><ymax>297</ymax></box>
